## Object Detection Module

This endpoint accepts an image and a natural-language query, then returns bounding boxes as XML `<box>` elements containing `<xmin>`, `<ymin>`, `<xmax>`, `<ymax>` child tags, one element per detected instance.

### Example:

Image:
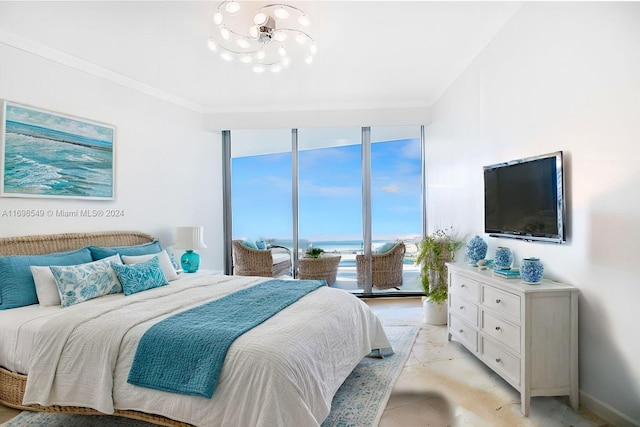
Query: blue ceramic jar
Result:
<box><xmin>466</xmin><ymin>235</ymin><xmax>488</xmax><ymax>266</ymax></box>
<box><xmin>494</xmin><ymin>247</ymin><xmax>513</xmax><ymax>270</ymax></box>
<box><xmin>520</xmin><ymin>257</ymin><xmax>544</xmax><ymax>284</ymax></box>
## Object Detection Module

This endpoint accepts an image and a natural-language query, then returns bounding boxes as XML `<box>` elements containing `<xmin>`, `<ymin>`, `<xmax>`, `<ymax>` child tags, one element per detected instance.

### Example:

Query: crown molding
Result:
<box><xmin>0</xmin><ymin>28</ymin><xmax>204</xmax><ymax>114</ymax></box>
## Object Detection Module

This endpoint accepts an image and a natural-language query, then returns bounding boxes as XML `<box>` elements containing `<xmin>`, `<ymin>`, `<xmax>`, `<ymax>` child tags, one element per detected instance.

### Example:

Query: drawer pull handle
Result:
<box><xmin>495</xmin><ymin>299</ymin><xmax>501</xmax><ymax>304</ymax></box>
<box><xmin>459</xmin><ymin>329</ymin><xmax>464</xmax><ymax>333</ymax></box>
<box><xmin>495</xmin><ymin>358</ymin><xmax>501</xmax><ymax>363</ymax></box>
<box><xmin>459</xmin><ymin>306</ymin><xmax>464</xmax><ymax>310</ymax></box>
<box><xmin>495</xmin><ymin>326</ymin><xmax>501</xmax><ymax>331</ymax></box>
<box><xmin>461</xmin><ymin>284</ymin><xmax>465</xmax><ymax>288</ymax></box>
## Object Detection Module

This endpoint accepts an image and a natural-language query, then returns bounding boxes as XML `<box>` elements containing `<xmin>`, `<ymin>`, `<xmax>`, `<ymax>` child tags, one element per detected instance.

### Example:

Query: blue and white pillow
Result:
<box><xmin>111</xmin><ymin>256</ymin><xmax>168</xmax><ymax>296</ymax></box>
<box><xmin>121</xmin><ymin>250</ymin><xmax>178</xmax><ymax>281</ymax></box>
<box><xmin>50</xmin><ymin>255</ymin><xmax>123</xmax><ymax>308</ymax></box>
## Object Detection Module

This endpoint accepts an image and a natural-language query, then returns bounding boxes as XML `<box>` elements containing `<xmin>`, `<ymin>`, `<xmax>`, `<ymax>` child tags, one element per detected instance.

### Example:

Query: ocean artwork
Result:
<box><xmin>1</xmin><ymin>101</ymin><xmax>115</xmax><ymax>199</ymax></box>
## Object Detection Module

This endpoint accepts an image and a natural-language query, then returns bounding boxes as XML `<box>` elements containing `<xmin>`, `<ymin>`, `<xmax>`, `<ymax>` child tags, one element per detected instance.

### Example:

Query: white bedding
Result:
<box><xmin>12</xmin><ymin>273</ymin><xmax>390</xmax><ymax>427</ymax></box>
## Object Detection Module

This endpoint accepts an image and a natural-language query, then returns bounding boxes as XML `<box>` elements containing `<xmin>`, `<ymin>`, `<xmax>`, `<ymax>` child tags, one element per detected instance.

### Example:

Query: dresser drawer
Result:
<box><xmin>450</xmin><ymin>315</ymin><xmax>477</xmax><ymax>352</ymax></box>
<box><xmin>482</xmin><ymin>285</ymin><xmax>521</xmax><ymax>320</ymax></box>
<box><xmin>449</xmin><ymin>274</ymin><xmax>479</xmax><ymax>302</ymax></box>
<box><xmin>481</xmin><ymin>310</ymin><xmax>520</xmax><ymax>353</ymax></box>
<box><xmin>481</xmin><ymin>337</ymin><xmax>521</xmax><ymax>386</ymax></box>
<box><xmin>450</xmin><ymin>294</ymin><xmax>478</xmax><ymax>326</ymax></box>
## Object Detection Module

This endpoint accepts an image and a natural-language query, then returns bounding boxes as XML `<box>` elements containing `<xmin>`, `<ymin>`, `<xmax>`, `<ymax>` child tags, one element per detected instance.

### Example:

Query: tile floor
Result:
<box><xmin>0</xmin><ymin>297</ymin><xmax>613</xmax><ymax>427</ymax></box>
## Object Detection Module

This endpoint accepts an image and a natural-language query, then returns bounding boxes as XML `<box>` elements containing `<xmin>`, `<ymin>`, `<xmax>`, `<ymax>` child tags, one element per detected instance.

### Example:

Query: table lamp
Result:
<box><xmin>174</xmin><ymin>226</ymin><xmax>207</xmax><ymax>273</ymax></box>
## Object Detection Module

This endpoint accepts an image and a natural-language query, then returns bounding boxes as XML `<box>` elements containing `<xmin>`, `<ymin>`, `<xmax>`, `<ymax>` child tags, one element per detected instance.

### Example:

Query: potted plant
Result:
<box><xmin>415</xmin><ymin>228</ymin><xmax>463</xmax><ymax>325</ymax></box>
<box><xmin>305</xmin><ymin>247</ymin><xmax>325</xmax><ymax>258</ymax></box>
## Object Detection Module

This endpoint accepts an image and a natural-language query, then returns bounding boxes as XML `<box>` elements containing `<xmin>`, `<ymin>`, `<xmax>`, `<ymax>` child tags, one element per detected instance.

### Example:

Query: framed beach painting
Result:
<box><xmin>0</xmin><ymin>100</ymin><xmax>115</xmax><ymax>200</ymax></box>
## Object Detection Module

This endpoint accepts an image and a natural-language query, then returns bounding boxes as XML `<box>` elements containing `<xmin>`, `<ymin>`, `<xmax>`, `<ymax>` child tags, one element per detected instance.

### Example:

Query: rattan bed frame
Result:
<box><xmin>0</xmin><ymin>231</ymin><xmax>192</xmax><ymax>427</ymax></box>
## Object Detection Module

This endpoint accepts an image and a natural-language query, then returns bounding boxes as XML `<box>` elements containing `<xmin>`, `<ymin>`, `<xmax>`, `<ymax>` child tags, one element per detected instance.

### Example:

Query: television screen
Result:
<box><xmin>484</xmin><ymin>151</ymin><xmax>565</xmax><ymax>243</ymax></box>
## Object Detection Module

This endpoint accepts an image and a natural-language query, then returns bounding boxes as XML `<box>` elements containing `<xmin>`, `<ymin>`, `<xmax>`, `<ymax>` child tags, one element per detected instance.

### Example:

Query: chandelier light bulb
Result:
<box><xmin>273</xmin><ymin>31</ymin><xmax>287</xmax><ymax>42</ymax></box>
<box><xmin>220</xmin><ymin>27</ymin><xmax>230</xmax><ymax>41</ymax></box>
<box><xmin>240</xmin><ymin>55</ymin><xmax>253</xmax><ymax>64</ymax></box>
<box><xmin>305</xmin><ymin>54</ymin><xmax>313</xmax><ymax>64</ymax></box>
<box><xmin>309</xmin><ymin>44</ymin><xmax>318</xmax><ymax>54</ymax></box>
<box><xmin>213</xmin><ymin>12</ymin><xmax>224</xmax><ymax>26</ymax></box>
<box><xmin>253</xmin><ymin>12</ymin><xmax>267</xmax><ymax>26</ymax></box>
<box><xmin>249</xmin><ymin>25</ymin><xmax>259</xmax><ymax>39</ymax></box>
<box><xmin>274</xmin><ymin>7</ymin><xmax>290</xmax><ymax>20</ymax></box>
<box><xmin>278</xmin><ymin>46</ymin><xmax>287</xmax><ymax>57</ymax></box>
<box><xmin>253</xmin><ymin>65</ymin><xmax>265</xmax><ymax>73</ymax></box>
<box><xmin>225</xmin><ymin>1</ymin><xmax>240</xmax><ymax>15</ymax></box>
<box><xmin>236</xmin><ymin>38</ymin><xmax>251</xmax><ymax>49</ymax></box>
<box><xmin>220</xmin><ymin>52</ymin><xmax>234</xmax><ymax>61</ymax></box>
<box><xmin>270</xmin><ymin>65</ymin><xmax>282</xmax><ymax>73</ymax></box>
<box><xmin>255</xmin><ymin>50</ymin><xmax>266</xmax><ymax>60</ymax></box>
<box><xmin>282</xmin><ymin>56</ymin><xmax>291</xmax><ymax>67</ymax></box>
<box><xmin>298</xmin><ymin>15</ymin><xmax>311</xmax><ymax>27</ymax></box>
<box><xmin>207</xmin><ymin>38</ymin><xmax>218</xmax><ymax>52</ymax></box>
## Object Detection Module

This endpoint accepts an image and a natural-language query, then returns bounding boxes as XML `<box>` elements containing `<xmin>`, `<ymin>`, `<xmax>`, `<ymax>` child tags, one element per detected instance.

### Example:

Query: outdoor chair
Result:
<box><xmin>356</xmin><ymin>242</ymin><xmax>406</xmax><ymax>290</ymax></box>
<box><xmin>232</xmin><ymin>240</ymin><xmax>292</xmax><ymax>277</ymax></box>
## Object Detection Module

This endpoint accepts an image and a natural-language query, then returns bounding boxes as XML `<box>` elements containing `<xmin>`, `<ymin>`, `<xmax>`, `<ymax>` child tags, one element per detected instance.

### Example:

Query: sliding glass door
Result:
<box><xmin>297</xmin><ymin>128</ymin><xmax>362</xmax><ymax>290</ymax></box>
<box><xmin>370</xmin><ymin>126</ymin><xmax>423</xmax><ymax>293</ymax></box>
<box><xmin>230</xmin><ymin>129</ymin><xmax>292</xmax><ymax>251</ymax></box>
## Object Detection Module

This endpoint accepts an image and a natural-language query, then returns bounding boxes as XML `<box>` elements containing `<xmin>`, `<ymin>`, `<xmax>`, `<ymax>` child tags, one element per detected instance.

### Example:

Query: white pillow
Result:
<box><xmin>50</xmin><ymin>255</ymin><xmax>123</xmax><ymax>308</ymax></box>
<box><xmin>121</xmin><ymin>250</ymin><xmax>178</xmax><ymax>281</ymax></box>
<box><xmin>30</xmin><ymin>265</ymin><xmax>62</xmax><ymax>306</ymax></box>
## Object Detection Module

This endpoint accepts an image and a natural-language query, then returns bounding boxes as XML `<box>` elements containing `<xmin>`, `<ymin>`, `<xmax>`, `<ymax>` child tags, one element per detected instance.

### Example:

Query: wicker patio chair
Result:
<box><xmin>232</xmin><ymin>240</ymin><xmax>292</xmax><ymax>277</ymax></box>
<box><xmin>356</xmin><ymin>242</ymin><xmax>406</xmax><ymax>290</ymax></box>
<box><xmin>298</xmin><ymin>255</ymin><xmax>342</xmax><ymax>286</ymax></box>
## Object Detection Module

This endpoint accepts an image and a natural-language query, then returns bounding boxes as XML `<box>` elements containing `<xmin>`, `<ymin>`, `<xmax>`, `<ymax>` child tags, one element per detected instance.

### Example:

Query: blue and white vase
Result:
<box><xmin>494</xmin><ymin>247</ymin><xmax>513</xmax><ymax>270</ymax></box>
<box><xmin>466</xmin><ymin>235</ymin><xmax>488</xmax><ymax>266</ymax></box>
<box><xmin>520</xmin><ymin>257</ymin><xmax>544</xmax><ymax>284</ymax></box>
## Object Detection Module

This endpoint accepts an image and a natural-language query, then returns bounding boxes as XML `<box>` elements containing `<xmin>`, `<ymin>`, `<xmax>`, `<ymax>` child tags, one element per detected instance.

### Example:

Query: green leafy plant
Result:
<box><xmin>305</xmin><ymin>247</ymin><xmax>325</xmax><ymax>259</ymax></box>
<box><xmin>415</xmin><ymin>227</ymin><xmax>463</xmax><ymax>304</ymax></box>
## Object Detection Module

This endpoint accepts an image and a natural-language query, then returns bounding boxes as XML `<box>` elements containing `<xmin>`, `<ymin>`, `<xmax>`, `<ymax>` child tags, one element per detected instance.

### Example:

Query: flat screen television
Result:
<box><xmin>484</xmin><ymin>151</ymin><xmax>566</xmax><ymax>244</ymax></box>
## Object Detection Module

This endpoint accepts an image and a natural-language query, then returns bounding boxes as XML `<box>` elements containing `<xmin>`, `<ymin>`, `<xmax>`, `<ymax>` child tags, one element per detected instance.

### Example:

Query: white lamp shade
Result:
<box><xmin>174</xmin><ymin>226</ymin><xmax>207</xmax><ymax>250</ymax></box>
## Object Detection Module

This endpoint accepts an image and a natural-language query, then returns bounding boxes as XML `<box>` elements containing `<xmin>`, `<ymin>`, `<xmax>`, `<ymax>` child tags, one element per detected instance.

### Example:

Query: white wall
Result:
<box><xmin>0</xmin><ymin>43</ymin><xmax>224</xmax><ymax>270</ymax></box>
<box><xmin>427</xmin><ymin>2</ymin><xmax>640</xmax><ymax>425</ymax></box>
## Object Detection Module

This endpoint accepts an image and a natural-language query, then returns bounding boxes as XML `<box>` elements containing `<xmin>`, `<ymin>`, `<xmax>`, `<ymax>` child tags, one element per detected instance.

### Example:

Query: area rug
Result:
<box><xmin>2</xmin><ymin>325</ymin><xmax>418</xmax><ymax>427</ymax></box>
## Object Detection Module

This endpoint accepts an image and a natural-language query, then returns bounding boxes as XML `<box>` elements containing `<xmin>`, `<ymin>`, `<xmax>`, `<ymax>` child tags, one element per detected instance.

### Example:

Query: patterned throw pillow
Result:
<box><xmin>50</xmin><ymin>255</ymin><xmax>123</xmax><ymax>308</ymax></box>
<box><xmin>121</xmin><ymin>250</ymin><xmax>178</xmax><ymax>281</ymax></box>
<box><xmin>111</xmin><ymin>256</ymin><xmax>168</xmax><ymax>296</ymax></box>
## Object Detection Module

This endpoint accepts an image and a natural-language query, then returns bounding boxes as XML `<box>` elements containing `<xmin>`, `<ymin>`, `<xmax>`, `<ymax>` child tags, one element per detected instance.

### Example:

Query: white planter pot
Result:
<box><xmin>423</xmin><ymin>297</ymin><xmax>448</xmax><ymax>325</ymax></box>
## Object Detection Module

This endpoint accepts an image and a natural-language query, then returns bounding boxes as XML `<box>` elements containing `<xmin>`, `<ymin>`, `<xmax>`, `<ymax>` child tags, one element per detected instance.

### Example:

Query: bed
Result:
<box><xmin>0</xmin><ymin>231</ymin><xmax>391</xmax><ymax>427</ymax></box>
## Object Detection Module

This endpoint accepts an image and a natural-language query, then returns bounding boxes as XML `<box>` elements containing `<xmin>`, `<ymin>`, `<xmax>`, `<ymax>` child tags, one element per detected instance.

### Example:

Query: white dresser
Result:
<box><xmin>446</xmin><ymin>263</ymin><xmax>579</xmax><ymax>416</ymax></box>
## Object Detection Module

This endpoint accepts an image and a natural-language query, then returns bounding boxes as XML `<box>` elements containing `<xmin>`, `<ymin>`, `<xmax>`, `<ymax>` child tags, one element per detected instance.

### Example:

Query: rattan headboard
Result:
<box><xmin>0</xmin><ymin>231</ymin><xmax>156</xmax><ymax>256</ymax></box>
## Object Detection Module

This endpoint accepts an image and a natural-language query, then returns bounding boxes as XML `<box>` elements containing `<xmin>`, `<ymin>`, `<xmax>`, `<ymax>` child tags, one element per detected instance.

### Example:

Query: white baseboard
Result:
<box><xmin>580</xmin><ymin>390</ymin><xmax>640</xmax><ymax>427</ymax></box>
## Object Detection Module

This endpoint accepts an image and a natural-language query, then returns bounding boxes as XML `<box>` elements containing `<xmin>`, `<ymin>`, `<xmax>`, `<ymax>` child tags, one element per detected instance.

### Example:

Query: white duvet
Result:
<box><xmin>21</xmin><ymin>274</ymin><xmax>390</xmax><ymax>427</ymax></box>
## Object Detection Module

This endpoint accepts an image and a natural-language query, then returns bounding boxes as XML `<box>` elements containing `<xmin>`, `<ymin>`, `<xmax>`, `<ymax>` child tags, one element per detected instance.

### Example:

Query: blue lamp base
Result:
<box><xmin>181</xmin><ymin>250</ymin><xmax>200</xmax><ymax>273</ymax></box>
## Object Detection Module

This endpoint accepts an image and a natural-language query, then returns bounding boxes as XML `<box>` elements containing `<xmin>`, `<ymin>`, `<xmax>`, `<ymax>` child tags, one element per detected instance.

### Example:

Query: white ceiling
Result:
<box><xmin>0</xmin><ymin>1</ymin><xmax>523</xmax><ymax>114</ymax></box>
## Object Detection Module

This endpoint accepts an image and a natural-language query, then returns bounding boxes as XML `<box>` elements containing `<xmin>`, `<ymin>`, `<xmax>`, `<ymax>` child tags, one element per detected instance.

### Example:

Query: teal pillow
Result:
<box><xmin>89</xmin><ymin>241</ymin><xmax>162</xmax><ymax>261</ymax></box>
<box><xmin>242</xmin><ymin>241</ymin><xmax>258</xmax><ymax>250</ymax></box>
<box><xmin>377</xmin><ymin>242</ymin><xmax>397</xmax><ymax>254</ymax></box>
<box><xmin>0</xmin><ymin>247</ymin><xmax>93</xmax><ymax>310</ymax></box>
<box><xmin>111</xmin><ymin>256</ymin><xmax>168</xmax><ymax>296</ymax></box>
<box><xmin>50</xmin><ymin>255</ymin><xmax>123</xmax><ymax>308</ymax></box>
<box><xmin>255</xmin><ymin>240</ymin><xmax>267</xmax><ymax>250</ymax></box>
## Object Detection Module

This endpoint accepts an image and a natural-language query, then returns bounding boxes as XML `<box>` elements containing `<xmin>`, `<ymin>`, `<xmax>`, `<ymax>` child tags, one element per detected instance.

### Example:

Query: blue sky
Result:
<box><xmin>232</xmin><ymin>138</ymin><xmax>422</xmax><ymax>242</ymax></box>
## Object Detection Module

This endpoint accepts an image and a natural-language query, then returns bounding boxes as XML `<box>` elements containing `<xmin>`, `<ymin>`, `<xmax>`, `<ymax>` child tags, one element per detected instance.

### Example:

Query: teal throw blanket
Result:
<box><xmin>127</xmin><ymin>279</ymin><xmax>325</xmax><ymax>398</ymax></box>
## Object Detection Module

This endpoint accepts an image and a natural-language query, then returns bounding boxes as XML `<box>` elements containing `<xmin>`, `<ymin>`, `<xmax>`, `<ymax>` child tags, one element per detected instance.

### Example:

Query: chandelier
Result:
<box><xmin>207</xmin><ymin>1</ymin><xmax>317</xmax><ymax>73</ymax></box>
